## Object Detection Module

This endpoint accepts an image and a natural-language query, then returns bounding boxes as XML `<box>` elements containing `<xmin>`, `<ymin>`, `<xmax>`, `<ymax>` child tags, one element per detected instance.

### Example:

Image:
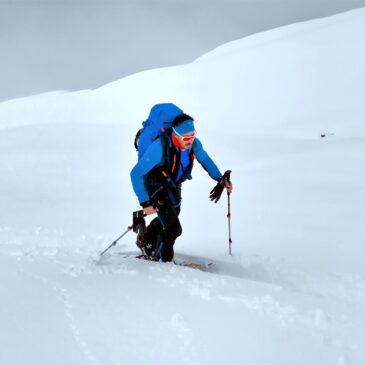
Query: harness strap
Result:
<box><xmin>155</xmin><ymin>242</ymin><xmax>164</xmax><ymax>260</ymax></box>
<box><xmin>171</xmin><ymin>154</ymin><xmax>177</xmax><ymax>174</ymax></box>
<box><xmin>161</xmin><ymin>170</ymin><xmax>177</xmax><ymax>188</ymax></box>
<box><xmin>150</xmin><ymin>186</ymin><xmax>163</xmax><ymax>200</ymax></box>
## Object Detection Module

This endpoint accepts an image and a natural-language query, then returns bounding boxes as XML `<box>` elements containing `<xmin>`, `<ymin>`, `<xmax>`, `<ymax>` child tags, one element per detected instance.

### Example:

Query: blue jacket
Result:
<box><xmin>130</xmin><ymin>136</ymin><xmax>222</xmax><ymax>205</ymax></box>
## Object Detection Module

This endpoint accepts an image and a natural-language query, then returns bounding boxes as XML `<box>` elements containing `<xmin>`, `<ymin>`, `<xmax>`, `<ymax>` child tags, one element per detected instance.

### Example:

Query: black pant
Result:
<box><xmin>144</xmin><ymin>185</ymin><xmax>182</xmax><ymax>262</ymax></box>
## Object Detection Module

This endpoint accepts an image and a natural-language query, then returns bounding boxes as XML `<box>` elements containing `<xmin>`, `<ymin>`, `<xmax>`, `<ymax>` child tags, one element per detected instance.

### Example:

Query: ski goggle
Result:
<box><xmin>172</xmin><ymin>128</ymin><xmax>197</xmax><ymax>142</ymax></box>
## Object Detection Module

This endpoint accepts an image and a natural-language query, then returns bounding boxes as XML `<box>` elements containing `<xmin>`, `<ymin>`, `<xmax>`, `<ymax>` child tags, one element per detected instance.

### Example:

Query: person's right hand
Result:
<box><xmin>143</xmin><ymin>205</ymin><xmax>158</xmax><ymax>216</ymax></box>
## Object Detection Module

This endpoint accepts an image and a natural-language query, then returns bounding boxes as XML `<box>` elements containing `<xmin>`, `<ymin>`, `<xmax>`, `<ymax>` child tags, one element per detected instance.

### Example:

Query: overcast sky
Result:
<box><xmin>1</xmin><ymin>0</ymin><xmax>365</xmax><ymax>101</ymax></box>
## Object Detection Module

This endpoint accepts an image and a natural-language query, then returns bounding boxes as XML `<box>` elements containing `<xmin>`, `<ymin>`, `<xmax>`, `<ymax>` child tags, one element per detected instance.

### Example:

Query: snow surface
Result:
<box><xmin>1</xmin><ymin>8</ymin><xmax>365</xmax><ymax>365</ymax></box>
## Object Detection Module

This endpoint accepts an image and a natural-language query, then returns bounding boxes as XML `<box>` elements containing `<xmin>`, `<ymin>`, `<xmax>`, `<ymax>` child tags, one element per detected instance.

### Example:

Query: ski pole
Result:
<box><xmin>100</xmin><ymin>226</ymin><xmax>133</xmax><ymax>257</ymax></box>
<box><xmin>225</xmin><ymin>171</ymin><xmax>232</xmax><ymax>255</ymax></box>
<box><xmin>227</xmin><ymin>191</ymin><xmax>232</xmax><ymax>255</ymax></box>
<box><xmin>99</xmin><ymin>210</ymin><xmax>146</xmax><ymax>257</ymax></box>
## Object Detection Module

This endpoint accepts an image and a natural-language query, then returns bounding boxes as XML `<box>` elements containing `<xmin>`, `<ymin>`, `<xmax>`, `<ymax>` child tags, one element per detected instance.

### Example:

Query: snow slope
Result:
<box><xmin>1</xmin><ymin>8</ymin><xmax>365</xmax><ymax>365</ymax></box>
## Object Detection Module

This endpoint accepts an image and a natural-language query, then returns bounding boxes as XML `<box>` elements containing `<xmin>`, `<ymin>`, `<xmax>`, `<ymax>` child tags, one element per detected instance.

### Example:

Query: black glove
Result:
<box><xmin>209</xmin><ymin>170</ymin><xmax>232</xmax><ymax>203</ymax></box>
<box><xmin>132</xmin><ymin>210</ymin><xmax>146</xmax><ymax>235</ymax></box>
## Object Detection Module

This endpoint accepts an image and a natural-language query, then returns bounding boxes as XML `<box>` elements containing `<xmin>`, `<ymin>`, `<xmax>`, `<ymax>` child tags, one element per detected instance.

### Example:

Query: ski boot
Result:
<box><xmin>135</xmin><ymin>234</ymin><xmax>157</xmax><ymax>261</ymax></box>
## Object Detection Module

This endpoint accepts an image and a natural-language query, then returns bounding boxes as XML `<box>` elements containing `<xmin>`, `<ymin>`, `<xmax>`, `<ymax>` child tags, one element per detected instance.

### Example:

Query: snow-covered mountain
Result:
<box><xmin>1</xmin><ymin>8</ymin><xmax>365</xmax><ymax>365</ymax></box>
<box><xmin>1</xmin><ymin>7</ymin><xmax>365</xmax><ymax>138</ymax></box>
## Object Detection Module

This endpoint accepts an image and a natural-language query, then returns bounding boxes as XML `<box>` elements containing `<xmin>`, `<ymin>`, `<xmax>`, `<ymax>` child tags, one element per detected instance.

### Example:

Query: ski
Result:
<box><xmin>116</xmin><ymin>252</ymin><xmax>213</xmax><ymax>271</ymax></box>
<box><xmin>173</xmin><ymin>259</ymin><xmax>213</xmax><ymax>271</ymax></box>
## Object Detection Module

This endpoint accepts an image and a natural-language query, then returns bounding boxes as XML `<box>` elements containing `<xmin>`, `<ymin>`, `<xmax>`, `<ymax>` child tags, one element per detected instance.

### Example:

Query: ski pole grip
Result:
<box><xmin>223</xmin><ymin>170</ymin><xmax>232</xmax><ymax>182</ymax></box>
<box><xmin>132</xmin><ymin>210</ymin><xmax>147</xmax><ymax>234</ymax></box>
<box><xmin>134</xmin><ymin>210</ymin><xmax>146</xmax><ymax>218</ymax></box>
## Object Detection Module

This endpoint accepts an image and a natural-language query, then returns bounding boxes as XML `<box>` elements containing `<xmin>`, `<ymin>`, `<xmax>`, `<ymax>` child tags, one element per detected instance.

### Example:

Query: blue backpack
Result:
<box><xmin>134</xmin><ymin>103</ymin><xmax>184</xmax><ymax>159</ymax></box>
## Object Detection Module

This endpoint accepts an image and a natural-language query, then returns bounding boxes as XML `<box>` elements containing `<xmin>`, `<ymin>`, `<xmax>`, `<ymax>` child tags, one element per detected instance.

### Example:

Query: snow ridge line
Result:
<box><xmin>216</xmin><ymin>292</ymin><xmax>360</xmax><ymax>356</ymax></box>
<box><xmin>14</xmin><ymin>258</ymin><xmax>99</xmax><ymax>365</ymax></box>
<box><xmin>218</xmin><ymin>293</ymin><xmax>309</xmax><ymax>326</ymax></box>
<box><xmin>149</xmin><ymin>265</ymin><xmax>356</xmax><ymax>355</ymax></box>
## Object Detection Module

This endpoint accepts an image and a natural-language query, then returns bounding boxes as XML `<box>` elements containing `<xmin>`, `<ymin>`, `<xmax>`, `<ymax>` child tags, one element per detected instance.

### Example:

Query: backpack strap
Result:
<box><xmin>159</xmin><ymin>133</ymin><xmax>178</xmax><ymax>188</ymax></box>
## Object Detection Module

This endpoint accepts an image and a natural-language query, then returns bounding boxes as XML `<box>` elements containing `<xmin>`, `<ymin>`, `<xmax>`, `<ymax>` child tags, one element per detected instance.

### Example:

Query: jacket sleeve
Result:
<box><xmin>193</xmin><ymin>138</ymin><xmax>222</xmax><ymax>181</ymax></box>
<box><xmin>130</xmin><ymin>139</ymin><xmax>164</xmax><ymax>204</ymax></box>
